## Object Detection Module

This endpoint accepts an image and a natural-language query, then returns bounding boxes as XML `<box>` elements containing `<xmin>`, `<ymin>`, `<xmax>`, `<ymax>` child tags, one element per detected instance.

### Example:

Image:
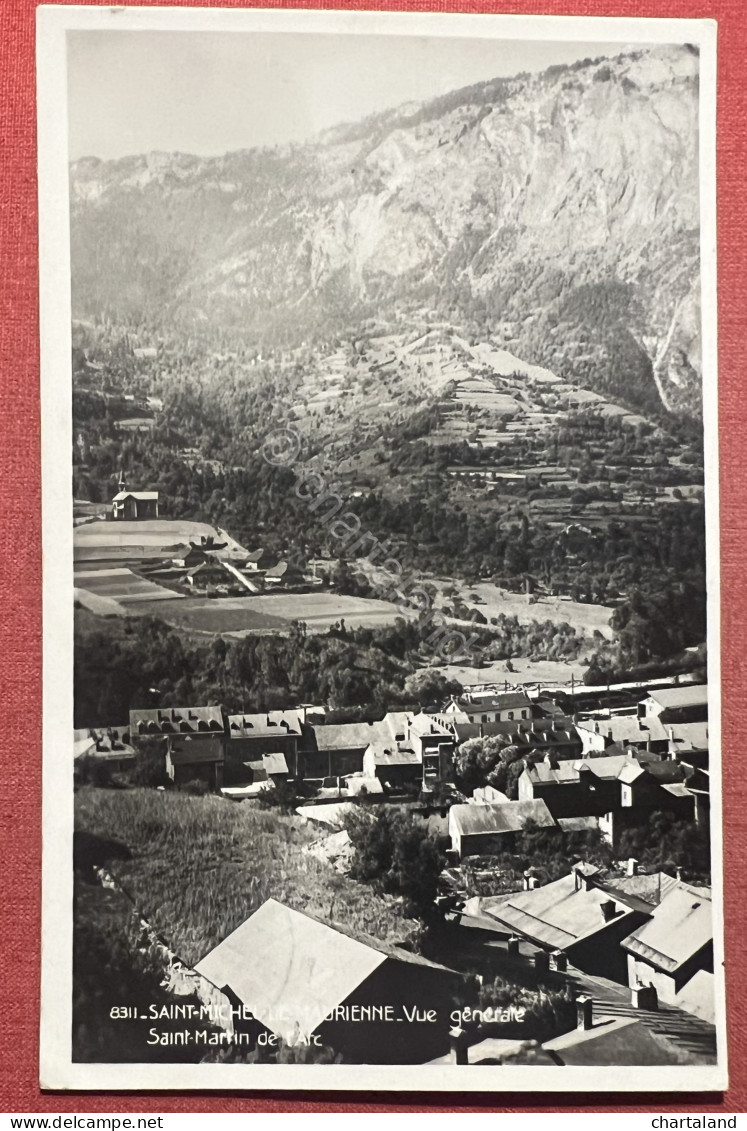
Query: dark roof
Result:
<box><xmin>543</xmin><ymin>1016</ymin><xmax>678</xmax><ymax>1066</ymax></box>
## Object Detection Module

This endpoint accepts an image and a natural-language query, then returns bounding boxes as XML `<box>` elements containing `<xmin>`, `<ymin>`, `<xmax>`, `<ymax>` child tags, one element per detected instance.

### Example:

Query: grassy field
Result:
<box><xmin>135</xmin><ymin>597</ymin><xmax>290</xmax><ymax>634</ymax></box>
<box><xmin>74</xmin><ymin>567</ymin><xmax>180</xmax><ymax>605</ymax></box>
<box><xmin>75</xmin><ymin>787</ymin><xmax>419</xmax><ymax>967</ymax></box>
<box><xmin>434</xmin><ymin>655</ymin><xmax>590</xmax><ymax>689</ymax></box>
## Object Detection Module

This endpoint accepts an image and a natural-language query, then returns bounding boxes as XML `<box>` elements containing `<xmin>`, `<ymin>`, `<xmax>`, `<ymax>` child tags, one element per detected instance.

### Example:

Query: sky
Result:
<box><xmin>67</xmin><ymin>31</ymin><xmax>639</xmax><ymax>162</ymax></box>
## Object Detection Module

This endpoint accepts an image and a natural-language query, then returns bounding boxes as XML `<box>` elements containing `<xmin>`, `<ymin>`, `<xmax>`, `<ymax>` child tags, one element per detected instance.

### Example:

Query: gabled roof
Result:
<box><xmin>481</xmin><ymin>869</ymin><xmax>643</xmax><ymax>951</ymax></box>
<box><xmin>450</xmin><ymin>799</ymin><xmax>555</xmax><ymax>838</ymax></box>
<box><xmin>262</xmin><ymin>751</ymin><xmax>289</xmax><ymax>776</ymax></box>
<box><xmin>112</xmin><ymin>491</ymin><xmax>159</xmax><ymax>502</ymax></box>
<box><xmin>667</xmin><ymin>722</ymin><xmax>709</xmax><ymax>753</ymax></box>
<box><xmin>130</xmin><ymin>706</ymin><xmax>224</xmax><ymax>736</ymax></box>
<box><xmin>309</xmin><ymin>721</ymin><xmax>378</xmax><ymax>751</ymax></box>
<box><xmin>576</xmin><ymin>716</ymin><xmax>668</xmax><ymax>745</ymax></box>
<box><xmin>459</xmin><ymin>691</ymin><xmax>532</xmax><ymax>712</ymax></box>
<box><xmin>621</xmin><ymin>883</ymin><xmax>713</xmax><ymax>973</ymax></box>
<box><xmin>194</xmin><ymin>899</ymin><xmax>454</xmax><ymax>1042</ymax></box>
<box><xmin>543</xmin><ymin>1015</ymin><xmax>677</xmax><ymax>1066</ymax></box>
<box><xmin>366</xmin><ymin>741</ymin><xmax>419</xmax><ymax>766</ymax></box>
<box><xmin>645</xmin><ymin>685</ymin><xmax>708</xmax><ymax>710</ymax></box>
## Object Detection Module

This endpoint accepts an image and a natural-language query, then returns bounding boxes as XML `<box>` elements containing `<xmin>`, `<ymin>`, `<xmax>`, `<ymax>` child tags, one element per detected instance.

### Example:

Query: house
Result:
<box><xmin>478</xmin><ymin>863</ymin><xmax>652</xmax><ymax>983</ymax></box>
<box><xmin>448</xmin><ymin>798</ymin><xmax>556</xmax><ymax>859</ymax></box>
<box><xmin>666</xmin><ymin>721</ymin><xmax>709</xmax><ymax>768</ymax></box>
<box><xmin>621</xmin><ymin>881</ymin><xmax>714</xmax><ymax>1017</ymax></box>
<box><xmin>303</xmin><ymin>721</ymin><xmax>373</xmax><ymax>780</ymax></box>
<box><xmin>165</xmin><ymin>735</ymin><xmax>224</xmax><ymax>790</ymax></box>
<box><xmin>518</xmin><ymin>755</ymin><xmax>619</xmax><ymax>818</ymax></box>
<box><xmin>303</xmin><ymin>712</ymin><xmax>454</xmax><ymax>789</ymax></box>
<box><xmin>244</xmin><ymin>752</ymin><xmax>290</xmax><ymax>787</ymax></box>
<box><xmin>445</xmin><ymin>690</ymin><xmax>534</xmax><ymax>725</ymax></box>
<box><xmin>225</xmin><ymin>711</ymin><xmax>305</xmax><ymax>784</ymax></box>
<box><xmin>171</xmin><ymin>544</ymin><xmax>213</xmax><ymax>569</ymax></box>
<box><xmin>542</xmin><ymin>1009</ymin><xmax>680</xmax><ymax>1066</ymax></box>
<box><xmin>361</xmin><ymin>712</ymin><xmax>455</xmax><ymax>792</ymax></box>
<box><xmin>575</xmin><ymin>716</ymin><xmax>669</xmax><ymax>758</ymax></box>
<box><xmin>193</xmin><ymin>899</ymin><xmax>462</xmax><ymax>1063</ymax></box>
<box><xmin>519</xmin><ymin>754</ymin><xmax>693</xmax><ymax>833</ymax></box>
<box><xmin>452</xmin><ymin>716</ymin><xmax>582</xmax><ymax>761</ymax></box>
<box><xmin>243</xmin><ymin>548</ymin><xmax>272</xmax><ymax>572</ymax></box>
<box><xmin>638</xmin><ymin>685</ymin><xmax>709</xmax><ymax>724</ymax></box>
<box><xmin>130</xmin><ymin>706</ymin><xmax>224</xmax><ymax>738</ymax></box>
<box><xmin>472</xmin><ymin>785</ymin><xmax>510</xmax><ymax>805</ymax></box>
<box><xmin>73</xmin><ymin>726</ymin><xmax>136</xmax><ymax>773</ymax></box>
<box><xmin>264</xmin><ymin>561</ymin><xmax>288</xmax><ymax>585</ymax></box>
<box><xmin>111</xmin><ymin>490</ymin><xmax>159</xmax><ymax>521</ymax></box>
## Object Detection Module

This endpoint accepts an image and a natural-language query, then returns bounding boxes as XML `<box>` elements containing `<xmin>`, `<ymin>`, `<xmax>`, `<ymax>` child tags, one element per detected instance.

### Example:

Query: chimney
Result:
<box><xmin>523</xmin><ymin>870</ymin><xmax>533</xmax><ymax>891</ymax></box>
<box><xmin>552</xmin><ymin>950</ymin><xmax>568</xmax><ymax>972</ymax></box>
<box><xmin>576</xmin><ymin>995</ymin><xmax>593</xmax><ymax>1031</ymax></box>
<box><xmin>600</xmin><ymin>899</ymin><xmax>618</xmax><ymax>923</ymax></box>
<box><xmin>449</xmin><ymin>1027</ymin><xmax>469</xmax><ymax>1065</ymax></box>
<box><xmin>626</xmin><ymin>857</ymin><xmax>639</xmax><ymax>877</ymax></box>
<box><xmin>507</xmin><ymin>936</ymin><xmax>521</xmax><ymax>957</ymax></box>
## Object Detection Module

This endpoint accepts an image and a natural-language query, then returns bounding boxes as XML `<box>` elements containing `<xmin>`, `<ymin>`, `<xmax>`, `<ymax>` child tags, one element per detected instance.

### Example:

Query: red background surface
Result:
<box><xmin>1</xmin><ymin>0</ymin><xmax>744</xmax><ymax>1113</ymax></box>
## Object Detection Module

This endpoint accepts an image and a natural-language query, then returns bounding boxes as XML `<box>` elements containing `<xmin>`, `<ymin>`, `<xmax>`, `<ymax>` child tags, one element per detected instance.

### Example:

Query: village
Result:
<box><xmin>75</xmin><ymin>585</ymin><xmax>714</xmax><ymax>1068</ymax></box>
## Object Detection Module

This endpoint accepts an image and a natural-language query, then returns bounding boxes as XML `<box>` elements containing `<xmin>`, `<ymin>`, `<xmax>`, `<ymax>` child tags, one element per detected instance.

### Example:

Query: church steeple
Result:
<box><xmin>117</xmin><ymin>468</ymin><xmax>127</xmax><ymax>493</ymax></box>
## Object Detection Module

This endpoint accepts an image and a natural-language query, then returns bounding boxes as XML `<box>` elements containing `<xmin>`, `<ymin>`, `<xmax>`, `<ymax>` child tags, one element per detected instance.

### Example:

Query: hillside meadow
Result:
<box><xmin>75</xmin><ymin>787</ymin><xmax>420</xmax><ymax>967</ymax></box>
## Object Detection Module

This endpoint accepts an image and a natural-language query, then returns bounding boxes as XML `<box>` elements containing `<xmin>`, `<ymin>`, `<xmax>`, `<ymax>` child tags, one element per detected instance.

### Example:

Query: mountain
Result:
<box><xmin>69</xmin><ymin>44</ymin><xmax>702</xmax><ymax>417</ymax></box>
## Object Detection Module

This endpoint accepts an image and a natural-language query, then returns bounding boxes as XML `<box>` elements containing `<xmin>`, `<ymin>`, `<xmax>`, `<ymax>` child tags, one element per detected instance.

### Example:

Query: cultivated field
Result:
<box><xmin>125</xmin><ymin>591</ymin><xmax>411</xmax><ymax>636</ymax></box>
<box><xmin>73</xmin><ymin>519</ymin><xmax>250</xmax><ymax>565</ymax></box>
<box><xmin>428</xmin><ymin>579</ymin><xmax>615</xmax><ymax>641</ymax></box>
<box><xmin>74</xmin><ymin>567</ymin><xmax>180</xmax><ymax>605</ymax></box>
<box><xmin>434</xmin><ymin>655</ymin><xmax>590</xmax><ymax>690</ymax></box>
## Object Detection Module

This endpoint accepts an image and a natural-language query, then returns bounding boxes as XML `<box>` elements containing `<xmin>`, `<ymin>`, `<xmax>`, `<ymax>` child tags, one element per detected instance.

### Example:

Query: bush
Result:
<box><xmin>344</xmin><ymin>807</ymin><xmax>446</xmax><ymax>919</ymax></box>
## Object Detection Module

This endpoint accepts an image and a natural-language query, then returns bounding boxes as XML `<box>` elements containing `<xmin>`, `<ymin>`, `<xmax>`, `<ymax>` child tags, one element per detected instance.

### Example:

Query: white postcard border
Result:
<box><xmin>37</xmin><ymin>4</ymin><xmax>726</xmax><ymax>1093</ymax></box>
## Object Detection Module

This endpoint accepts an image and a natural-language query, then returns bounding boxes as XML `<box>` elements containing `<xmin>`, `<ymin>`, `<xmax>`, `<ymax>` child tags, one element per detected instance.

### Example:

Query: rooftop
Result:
<box><xmin>645</xmin><ymin>685</ymin><xmax>709</xmax><ymax>711</ymax></box>
<box><xmin>194</xmin><ymin>899</ymin><xmax>454</xmax><ymax>1043</ymax></box>
<box><xmin>543</xmin><ymin>1015</ymin><xmax>678</xmax><ymax>1066</ymax></box>
<box><xmin>450</xmin><ymin>798</ymin><xmax>555</xmax><ymax>838</ymax></box>
<box><xmin>228</xmin><ymin>710</ymin><xmax>304</xmax><ymax>739</ymax></box>
<box><xmin>112</xmin><ymin>491</ymin><xmax>159</xmax><ymax>502</ymax></box>
<box><xmin>622</xmin><ymin>882</ymin><xmax>713</xmax><ymax>973</ymax></box>
<box><xmin>130</xmin><ymin>706</ymin><xmax>223</xmax><ymax>736</ymax></box>
<box><xmin>480</xmin><ymin>869</ymin><xmax>642</xmax><ymax>951</ymax></box>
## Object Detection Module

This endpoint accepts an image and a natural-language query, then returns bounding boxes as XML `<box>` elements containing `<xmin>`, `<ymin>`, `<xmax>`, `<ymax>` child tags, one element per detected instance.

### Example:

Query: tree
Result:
<box><xmin>344</xmin><ymin>808</ymin><xmax>445</xmax><ymax>918</ymax></box>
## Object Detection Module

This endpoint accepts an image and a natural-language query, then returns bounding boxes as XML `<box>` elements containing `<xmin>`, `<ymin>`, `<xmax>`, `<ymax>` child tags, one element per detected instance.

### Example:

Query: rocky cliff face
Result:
<box><xmin>70</xmin><ymin>44</ymin><xmax>702</xmax><ymax>416</ymax></box>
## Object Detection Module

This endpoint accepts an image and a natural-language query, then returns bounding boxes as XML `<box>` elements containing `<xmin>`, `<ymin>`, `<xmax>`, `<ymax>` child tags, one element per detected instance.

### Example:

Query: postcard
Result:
<box><xmin>37</xmin><ymin>5</ymin><xmax>726</xmax><ymax>1091</ymax></box>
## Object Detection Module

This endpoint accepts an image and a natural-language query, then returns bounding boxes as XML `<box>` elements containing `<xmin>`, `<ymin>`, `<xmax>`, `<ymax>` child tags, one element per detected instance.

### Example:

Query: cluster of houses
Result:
<box><xmin>75</xmin><ymin>680</ymin><xmax>709</xmax><ymax>857</ymax></box>
<box><xmin>75</xmin><ymin>676</ymin><xmax>715</xmax><ymax>1065</ymax></box>
<box><xmin>172</xmin><ymin>858</ymin><xmax>715</xmax><ymax>1065</ymax></box>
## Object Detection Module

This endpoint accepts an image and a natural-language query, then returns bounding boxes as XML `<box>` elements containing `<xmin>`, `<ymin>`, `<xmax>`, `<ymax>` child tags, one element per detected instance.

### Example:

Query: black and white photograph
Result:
<box><xmin>37</xmin><ymin>6</ymin><xmax>725</xmax><ymax>1091</ymax></box>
